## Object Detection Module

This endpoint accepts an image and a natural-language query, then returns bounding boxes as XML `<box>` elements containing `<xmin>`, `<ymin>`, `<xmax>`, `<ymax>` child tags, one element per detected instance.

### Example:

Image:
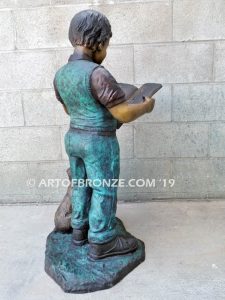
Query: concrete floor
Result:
<box><xmin>0</xmin><ymin>201</ymin><xmax>225</xmax><ymax>300</ymax></box>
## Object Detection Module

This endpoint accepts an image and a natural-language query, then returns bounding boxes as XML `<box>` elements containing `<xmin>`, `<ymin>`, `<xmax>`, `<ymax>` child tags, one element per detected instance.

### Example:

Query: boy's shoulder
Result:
<box><xmin>55</xmin><ymin>59</ymin><xmax>100</xmax><ymax>79</ymax></box>
<box><xmin>91</xmin><ymin>65</ymin><xmax>117</xmax><ymax>85</ymax></box>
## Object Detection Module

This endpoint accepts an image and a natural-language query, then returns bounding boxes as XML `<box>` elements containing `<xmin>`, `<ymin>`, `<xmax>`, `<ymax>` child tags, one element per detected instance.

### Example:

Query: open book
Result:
<box><xmin>117</xmin><ymin>83</ymin><xmax>163</xmax><ymax>128</ymax></box>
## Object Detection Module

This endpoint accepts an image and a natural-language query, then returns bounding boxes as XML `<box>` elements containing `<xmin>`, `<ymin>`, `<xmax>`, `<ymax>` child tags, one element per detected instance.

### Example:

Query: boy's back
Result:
<box><xmin>54</xmin><ymin>58</ymin><xmax>118</xmax><ymax>132</ymax></box>
<box><xmin>53</xmin><ymin>9</ymin><xmax>155</xmax><ymax>260</ymax></box>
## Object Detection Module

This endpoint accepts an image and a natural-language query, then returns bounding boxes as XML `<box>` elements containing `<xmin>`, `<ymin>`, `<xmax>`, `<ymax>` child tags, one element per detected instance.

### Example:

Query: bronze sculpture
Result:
<box><xmin>45</xmin><ymin>9</ymin><xmax>159</xmax><ymax>293</ymax></box>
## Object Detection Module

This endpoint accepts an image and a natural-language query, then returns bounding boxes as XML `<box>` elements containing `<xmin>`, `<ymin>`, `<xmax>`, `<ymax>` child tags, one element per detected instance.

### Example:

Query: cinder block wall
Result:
<box><xmin>0</xmin><ymin>0</ymin><xmax>225</xmax><ymax>204</ymax></box>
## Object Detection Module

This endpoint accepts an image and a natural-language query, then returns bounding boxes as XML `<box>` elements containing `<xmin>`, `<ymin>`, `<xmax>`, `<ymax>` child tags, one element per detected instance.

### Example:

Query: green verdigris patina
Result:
<box><xmin>55</xmin><ymin>60</ymin><xmax>118</xmax><ymax>132</ymax></box>
<box><xmin>44</xmin><ymin>9</ymin><xmax>149</xmax><ymax>293</ymax></box>
<box><xmin>44</xmin><ymin>57</ymin><xmax>145</xmax><ymax>293</ymax></box>
<box><xmin>45</xmin><ymin>218</ymin><xmax>145</xmax><ymax>293</ymax></box>
<box><xmin>54</xmin><ymin>59</ymin><xmax>120</xmax><ymax>244</ymax></box>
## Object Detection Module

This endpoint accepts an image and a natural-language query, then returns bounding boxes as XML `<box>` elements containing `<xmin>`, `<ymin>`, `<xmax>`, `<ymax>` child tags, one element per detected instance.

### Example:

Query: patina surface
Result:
<box><xmin>45</xmin><ymin>218</ymin><xmax>145</xmax><ymax>293</ymax></box>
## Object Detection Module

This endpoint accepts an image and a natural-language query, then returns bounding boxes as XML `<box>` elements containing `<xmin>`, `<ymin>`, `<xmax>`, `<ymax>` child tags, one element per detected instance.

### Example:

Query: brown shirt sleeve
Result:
<box><xmin>90</xmin><ymin>66</ymin><xmax>127</xmax><ymax>108</ymax></box>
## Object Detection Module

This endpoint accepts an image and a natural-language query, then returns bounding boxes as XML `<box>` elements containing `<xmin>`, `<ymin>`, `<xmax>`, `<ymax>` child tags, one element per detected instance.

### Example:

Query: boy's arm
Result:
<box><xmin>53</xmin><ymin>78</ymin><xmax>69</xmax><ymax>115</ymax></box>
<box><xmin>108</xmin><ymin>97</ymin><xmax>155</xmax><ymax>123</ymax></box>
<box><xmin>62</xmin><ymin>103</ymin><xmax>69</xmax><ymax>115</ymax></box>
<box><xmin>91</xmin><ymin>67</ymin><xmax>155</xmax><ymax>123</ymax></box>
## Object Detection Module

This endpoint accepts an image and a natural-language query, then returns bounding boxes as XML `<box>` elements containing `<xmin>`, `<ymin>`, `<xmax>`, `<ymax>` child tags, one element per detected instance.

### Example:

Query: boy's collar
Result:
<box><xmin>68</xmin><ymin>50</ymin><xmax>93</xmax><ymax>62</ymax></box>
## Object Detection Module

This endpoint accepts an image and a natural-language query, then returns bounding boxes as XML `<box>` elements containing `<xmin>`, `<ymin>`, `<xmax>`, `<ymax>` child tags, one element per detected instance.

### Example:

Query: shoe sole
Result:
<box><xmin>72</xmin><ymin>238</ymin><xmax>88</xmax><ymax>246</ymax></box>
<box><xmin>87</xmin><ymin>243</ymin><xmax>138</xmax><ymax>260</ymax></box>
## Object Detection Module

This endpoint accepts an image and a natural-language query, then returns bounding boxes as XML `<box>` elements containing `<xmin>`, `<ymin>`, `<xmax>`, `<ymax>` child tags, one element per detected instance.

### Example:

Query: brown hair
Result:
<box><xmin>68</xmin><ymin>9</ymin><xmax>112</xmax><ymax>51</ymax></box>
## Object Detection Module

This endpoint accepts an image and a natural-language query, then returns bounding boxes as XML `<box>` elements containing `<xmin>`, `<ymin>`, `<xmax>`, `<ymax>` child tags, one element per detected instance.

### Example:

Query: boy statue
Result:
<box><xmin>53</xmin><ymin>9</ymin><xmax>155</xmax><ymax>260</ymax></box>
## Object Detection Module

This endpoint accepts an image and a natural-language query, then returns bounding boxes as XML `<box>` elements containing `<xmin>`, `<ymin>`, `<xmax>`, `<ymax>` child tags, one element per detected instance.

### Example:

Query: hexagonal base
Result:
<box><xmin>45</xmin><ymin>218</ymin><xmax>145</xmax><ymax>293</ymax></box>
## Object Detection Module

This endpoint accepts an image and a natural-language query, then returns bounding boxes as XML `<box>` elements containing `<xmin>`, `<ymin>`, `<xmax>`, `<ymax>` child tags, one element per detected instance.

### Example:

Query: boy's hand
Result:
<box><xmin>143</xmin><ymin>96</ymin><xmax>155</xmax><ymax>113</ymax></box>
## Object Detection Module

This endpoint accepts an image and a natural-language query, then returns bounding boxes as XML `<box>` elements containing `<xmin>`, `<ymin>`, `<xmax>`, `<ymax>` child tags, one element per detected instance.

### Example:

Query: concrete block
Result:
<box><xmin>0</xmin><ymin>11</ymin><xmax>14</xmax><ymax>50</ymax></box>
<box><xmin>171</xmin><ymin>159</ymin><xmax>209</xmax><ymax>194</ymax></box>
<box><xmin>173</xmin><ymin>84</ymin><xmax>225</xmax><ymax>121</ymax></box>
<box><xmin>0</xmin><ymin>194</ymin><xmax>43</xmax><ymax>204</ymax></box>
<box><xmin>0</xmin><ymin>127</ymin><xmax>61</xmax><ymax>161</ymax></box>
<box><xmin>134</xmin><ymin>123</ymin><xmax>208</xmax><ymax>158</ymax></box>
<box><xmin>0</xmin><ymin>53</ymin><xmax>15</xmax><ymax>90</ymax></box>
<box><xmin>119</xmin><ymin>159</ymin><xmax>172</xmax><ymax>197</ymax></box>
<box><xmin>0</xmin><ymin>162</ymin><xmax>30</xmax><ymax>195</ymax></box>
<box><xmin>120</xmin><ymin>159</ymin><xmax>135</xmax><ymax>183</ymax></box>
<box><xmin>124</xmin><ymin>191</ymin><xmax>178</xmax><ymax>201</ymax></box>
<box><xmin>103</xmin><ymin>46</ymin><xmax>134</xmax><ymax>84</ymax></box>
<box><xmin>27</xmin><ymin>161</ymin><xmax>68</xmax><ymax>199</ymax></box>
<box><xmin>131</xmin><ymin>159</ymin><xmax>171</xmax><ymax>193</ymax></box>
<box><xmin>42</xmin><ymin>192</ymin><xmax>67</xmax><ymax>203</ymax></box>
<box><xmin>209</xmin><ymin>123</ymin><xmax>225</xmax><ymax>157</ymax></box>
<box><xmin>55</xmin><ymin>49</ymin><xmax>73</xmax><ymax>69</ymax></box>
<box><xmin>134</xmin><ymin>43</ymin><xmax>213</xmax><ymax>84</ymax></box>
<box><xmin>0</xmin><ymin>0</ymin><xmax>51</xmax><ymax>7</ymax></box>
<box><xmin>208</xmin><ymin>159</ymin><xmax>225</xmax><ymax>193</ymax></box>
<box><xmin>15</xmin><ymin>6</ymin><xmax>90</xmax><ymax>49</ymax></box>
<box><xmin>22</xmin><ymin>90</ymin><xmax>69</xmax><ymax>126</ymax></box>
<box><xmin>0</xmin><ymin>92</ymin><xmax>24</xmax><ymax>127</ymax></box>
<box><xmin>52</xmin><ymin>0</ymin><xmax>170</xmax><ymax>4</ymax></box>
<box><xmin>134</xmin><ymin>85</ymin><xmax>171</xmax><ymax>123</ymax></box>
<box><xmin>0</xmin><ymin>0</ymin><xmax>14</xmax><ymax>8</ymax></box>
<box><xmin>94</xmin><ymin>2</ymin><xmax>172</xmax><ymax>44</ymax></box>
<box><xmin>0</xmin><ymin>51</ymin><xmax>57</xmax><ymax>90</ymax></box>
<box><xmin>116</xmin><ymin>125</ymin><xmax>133</xmax><ymax>159</ymax></box>
<box><xmin>117</xmin><ymin>191</ymin><xmax>137</xmax><ymax>202</ymax></box>
<box><xmin>52</xmin><ymin>0</ymin><xmax>92</xmax><ymax>4</ymax></box>
<box><xmin>214</xmin><ymin>42</ymin><xmax>225</xmax><ymax>82</ymax></box>
<box><xmin>16</xmin><ymin>0</ymin><xmax>51</xmax><ymax>7</ymax></box>
<box><xmin>173</xmin><ymin>0</ymin><xmax>225</xmax><ymax>41</ymax></box>
<box><xmin>94</xmin><ymin>0</ymin><xmax>169</xmax><ymax>2</ymax></box>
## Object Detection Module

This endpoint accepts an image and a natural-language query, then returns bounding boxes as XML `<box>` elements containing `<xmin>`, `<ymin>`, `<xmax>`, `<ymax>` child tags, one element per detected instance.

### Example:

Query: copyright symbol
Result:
<box><xmin>26</xmin><ymin>178</ymin><xmax>36</xmax><ymax>187</ymax></box>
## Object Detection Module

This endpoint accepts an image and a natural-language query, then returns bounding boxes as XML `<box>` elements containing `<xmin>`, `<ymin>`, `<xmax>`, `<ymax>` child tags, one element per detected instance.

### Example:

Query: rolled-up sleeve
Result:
<box><xmin>90</xmin><ymin>66</ymin><xmax>126</xmax><ymax>108</ymax></box>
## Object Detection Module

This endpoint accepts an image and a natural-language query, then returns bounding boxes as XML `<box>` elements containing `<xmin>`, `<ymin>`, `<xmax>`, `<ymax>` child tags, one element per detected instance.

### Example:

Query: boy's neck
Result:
<box><xmin>74</xmin><ymin>46</ymin><xmax>93</xmax><ymax>60</ymax></box>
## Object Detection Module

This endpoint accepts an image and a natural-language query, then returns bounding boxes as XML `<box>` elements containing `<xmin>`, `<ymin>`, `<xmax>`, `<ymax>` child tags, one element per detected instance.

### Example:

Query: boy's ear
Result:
<box><xmin>97</xmin><ymin>43</ymin><xmax>104</xmax><ymax>51</ymax></box>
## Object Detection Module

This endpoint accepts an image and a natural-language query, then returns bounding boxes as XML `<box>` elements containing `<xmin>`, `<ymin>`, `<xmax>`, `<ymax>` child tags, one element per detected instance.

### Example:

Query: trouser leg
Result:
<box><xmin>69</xmin><ymin>156</ymin><xmax>92</xmax><ymax>229</ymax></box>
<box><xmin>84</xmin><ymin>134</ymin><xmax>120</xmax><ymax>244</ymax></box>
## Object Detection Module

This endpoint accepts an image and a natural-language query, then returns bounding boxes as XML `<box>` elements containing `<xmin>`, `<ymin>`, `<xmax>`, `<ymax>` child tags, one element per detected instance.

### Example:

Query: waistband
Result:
<box><xmin>69</xmin><ymin>126</ymin><xmax>116</xmax><ymax>136</ymax></box>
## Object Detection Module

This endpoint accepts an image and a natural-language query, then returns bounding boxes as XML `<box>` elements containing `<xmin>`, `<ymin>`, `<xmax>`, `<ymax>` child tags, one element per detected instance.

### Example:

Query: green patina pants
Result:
<box><xmin>65</xmin><ymin>128</ymin><xmax>120</xmax><ymax>244</ymax></box>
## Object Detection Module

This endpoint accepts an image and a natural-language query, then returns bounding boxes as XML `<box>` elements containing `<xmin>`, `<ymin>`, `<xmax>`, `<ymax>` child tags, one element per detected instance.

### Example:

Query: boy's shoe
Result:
<box><xmin>72</xmin><ymin>226</ymin><xmax>89</xmax><ymax>246</ymax></box>
<box><xmin>88</xmin><ymin>235</ymin><xmax>138</xmax><ymax>260</ymax></box>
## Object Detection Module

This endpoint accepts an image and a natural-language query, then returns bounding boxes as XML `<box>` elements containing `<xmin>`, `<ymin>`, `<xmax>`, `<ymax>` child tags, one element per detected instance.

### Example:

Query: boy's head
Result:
<box><xmin>69</xmin><ymin>9</ymin><xmax>112</xmax><ymax>64</ymax></box>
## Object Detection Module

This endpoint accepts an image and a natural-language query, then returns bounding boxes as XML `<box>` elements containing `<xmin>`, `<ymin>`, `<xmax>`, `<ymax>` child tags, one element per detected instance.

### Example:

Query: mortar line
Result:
<box><xmin>2</xmin><ymin>157</ymin><xmax>225</xmax><ymax>164</ymax></box>
<box><xmin>20</xmin><ymin>91</ymin><xmax>26</xmax><ymax>126</ymax></box>
<box><xmin>1</xmin><ymin>120</ymin><xmax>225</xmax><ymax>130</ymax></box>
<box><xmin>0</xmin><ymin>39</ymin><xmax>224</xmax><ymax>54</ymax></box>
<box><xmin>1</xmin><ymin>197</ymin><xmax>225</xmax><ymax>207</ymax></box>
<box><xmin>0</xmin><ymin>0</ymin><xmax>178</xmax><ymax>11</ymax></box>
<box><xmin>0</xmin><ymin>156</ymin><xmax>219</xmax><ymax>163</ymax></box>
<box><xmin>1</xmin><ymin>82</ymin><xmax>225</xmax><ymax>94</ymax></box>
<box><xmin>1</xmin><ymin>81</ymin><xmax>225</xmax><ymax>94</ymax></box>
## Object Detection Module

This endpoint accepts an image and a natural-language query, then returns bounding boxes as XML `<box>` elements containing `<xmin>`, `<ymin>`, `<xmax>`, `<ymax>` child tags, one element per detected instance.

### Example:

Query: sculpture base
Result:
<box><xmin>45</xmin><ymin>218</ymin><xmax>145</xmax><ymax>293</ymax></box>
